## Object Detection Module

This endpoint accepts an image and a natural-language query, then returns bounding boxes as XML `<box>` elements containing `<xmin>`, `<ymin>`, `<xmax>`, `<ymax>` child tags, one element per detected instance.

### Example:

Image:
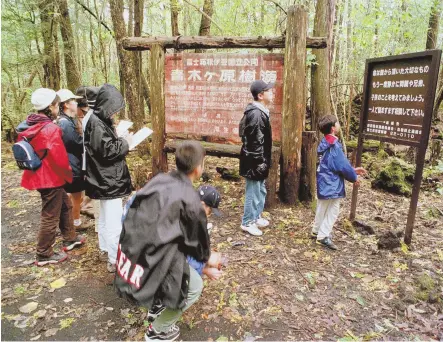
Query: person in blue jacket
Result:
<box><xmin>312</xmin><ymin>115</ymin><xmax>366</xmax><ymax>250</ymax></box>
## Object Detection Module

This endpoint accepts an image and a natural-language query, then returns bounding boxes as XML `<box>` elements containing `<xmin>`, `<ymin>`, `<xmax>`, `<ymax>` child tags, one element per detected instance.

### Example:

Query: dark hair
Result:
<box><xmin>253</xmin><ymin>91</ymin><xmax>263</xmax><ymax>101</ymax></box>
<box><xmin>318</xmin><ymin>114</ymin><xmax>338</xmax><ymax>135</ymax></box>
<box><xmin>59</xmin><ymin>98</ymin><xmax>75</xmax><ymax>112</ymax></box>
<box><xmin>39</xmin><ymin>95</ymin><xmax>61</xmax><ymax>117</ymax></box>
<box><xmin>175</xmin><ymin>141</ymin><xmax>206</xmax><ymax>174</ymax></box>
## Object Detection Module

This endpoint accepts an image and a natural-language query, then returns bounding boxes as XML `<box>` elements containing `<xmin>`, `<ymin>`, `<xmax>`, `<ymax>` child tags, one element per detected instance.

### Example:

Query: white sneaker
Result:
<box><xmin>241</xmin><ymin>223</ymin><xmax>263</xmax><ymax>236</ymax></box>
<box><xmin>256</xmin><ymin>216</ymin><xmax>270</xmax><ymax>227</ymax></box>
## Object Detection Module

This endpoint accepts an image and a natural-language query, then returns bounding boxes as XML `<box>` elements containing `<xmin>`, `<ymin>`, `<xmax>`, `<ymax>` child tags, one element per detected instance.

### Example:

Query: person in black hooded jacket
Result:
<box><xmin>239</xmin><ymin>80</ymin><xmax>274</xmax><ymax>237</ymax></box>
<box><xmin>83</xmin><ymin>84</ymin><xmax>133</xmax><ymax>273</ymax></box>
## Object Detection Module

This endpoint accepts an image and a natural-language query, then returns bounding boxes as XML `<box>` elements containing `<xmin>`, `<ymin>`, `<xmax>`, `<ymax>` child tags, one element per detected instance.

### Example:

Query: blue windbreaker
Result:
<box><xmin>317</xmin><ymin>135</ymin><xmax>357</xmax><ymax>200</ymax></box>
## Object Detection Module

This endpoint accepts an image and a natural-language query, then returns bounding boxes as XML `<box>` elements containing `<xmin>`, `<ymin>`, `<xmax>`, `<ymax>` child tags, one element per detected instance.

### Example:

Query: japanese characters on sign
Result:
<box><xmin>364</xmin><ymin>57</ymin><xmax>434</xmax><ymax>146</ymax></box>
<box><xmin>165</xmin><ymin>53</ymin><xmax>284</xmax><ymax>142</ymax></box>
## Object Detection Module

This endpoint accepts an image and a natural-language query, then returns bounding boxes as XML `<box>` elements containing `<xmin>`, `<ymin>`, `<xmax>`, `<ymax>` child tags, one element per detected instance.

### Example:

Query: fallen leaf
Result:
<box><xmin>44</xmin><ymin>328</ymin><xmax>58</xmax><ymax>337</ymax></box>
<box><xmin>50</xmin><ymin>278</ymin><xmax>66</xmax><ymax>289</ymax></box>
<box><xmin>19</xmin><ymin>302</ymin><xmax>38</xmax><ymax>314</ymax></box>
<box><xmin>216</xmin><ymin>336</ymin><xmax>228</xmax><ymax>341</ymax></box>
<box><xmin>356</xmin><ymin>296</ymin><xmax>365</xmax><ymax>306</ymax></box>
<box><xmin>30</xmin><ymin>335</ymin><xmax>41</xmax><ymax>341</ymax></box>
<box><xmin>34</xmin><ymin>310</ymin><xmax>47</xmax><ymax>319</ymax></box>
<box><xmin>63</xmin><ymin>298</ymin><xmax>73</xmax><ymax>303</ymax></box>
<box><xmin>60</xmin><ymin>318</ymin><xmax>76</xmax><ymax>329</ymax></box>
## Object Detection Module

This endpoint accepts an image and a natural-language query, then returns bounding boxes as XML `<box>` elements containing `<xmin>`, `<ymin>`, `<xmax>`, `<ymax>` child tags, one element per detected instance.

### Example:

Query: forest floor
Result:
<box><xmin>1</xmin><ymin>141</ymin><xmax>443</xmax><ymax>341</ymax></box>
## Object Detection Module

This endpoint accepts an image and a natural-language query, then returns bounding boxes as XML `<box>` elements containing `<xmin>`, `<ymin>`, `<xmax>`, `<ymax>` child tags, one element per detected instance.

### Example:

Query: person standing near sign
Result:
<box><xmin>311</xmin><ymin>115</ymin><xmax>366</xmax><ymax>250</ymax></box>
<box><xmin>83</xmin><ymin>84</ymin><xmax>133</xmax><ymax>273</ymax></box>
<box><xmin>239</xmin><ymin>80</ymin><xmax>274</xmax><ymax>236</ymax></box>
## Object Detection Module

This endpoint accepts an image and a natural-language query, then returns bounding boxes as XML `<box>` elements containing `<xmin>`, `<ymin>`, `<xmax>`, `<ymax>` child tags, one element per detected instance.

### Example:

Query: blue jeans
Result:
<box><xmin>242</xmin><ymin>179</ymin><xmax>267</xmax><ymax>226</ymax></box>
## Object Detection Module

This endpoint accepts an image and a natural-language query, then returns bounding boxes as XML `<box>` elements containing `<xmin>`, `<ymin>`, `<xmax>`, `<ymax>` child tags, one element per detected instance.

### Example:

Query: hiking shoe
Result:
<box><xmin>35</xmin><ymin>252</ymin><xmax>68</xmax><ymax>266</ymax></box>
<box><xmin>62</xmin><ymin>235</ymin><xmax>86</xmax><ymax>251</ymax></box>
<box><xmin>241</xmin><ymin>223</ymin><xmax>263</xmax><ymax>236</ymax></box>
<box><xmin>107</xmin><ymin>262</ymin><xmax>116</xmax><ymax>273</ymax></box>
<box><xmin>145</xmin><ymin>324</ymin><xmax>180</xmax><ymax>341</ymax></box>
<box><xmin>74</xmin><ymin>221</ymin><xmax>94</xmax><ymax>231</ymax></box>
<box><xmin>256</xmin><ymin>216</ymin><xmax>270</xmax><ymax>228</ymax></box>
<box><xmin>310</xmin><ymin>232</ymin><xmax>318</xmax><ymax>239</ymax></box>
<box><xmin>316</xmin><ymin>237</ymin><xmax>338</xmax><ymax>250</ymax></box>
<box><xmin>147</xmin><ymin>304</ymin><xmax>167</xmax><ymax>322</ymax></box>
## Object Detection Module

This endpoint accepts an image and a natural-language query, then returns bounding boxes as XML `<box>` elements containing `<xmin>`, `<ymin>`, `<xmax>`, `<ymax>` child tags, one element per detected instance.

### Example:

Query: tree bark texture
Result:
<box><xmin>59</xmin><ymin>0</ymin><xmax>82</xmax><ymax>90</ymax></box>
<box><xmin>195</xmin><ymin>0</ymin><xmax>214</xmax><ymax>53</ymax></box>
<box><xmin>122</xmin><ymin>35</ymin><xmax>327</xmax><ymax>51</ymax></box>
<box><xmin>150</xmin><ymin>44</ymin><xmax>168</xmax><ymax>174</ymax></box>
<box><xmin>280</xmin><ymin>5</ymin><xmax>308</xmax><ymax>204</ymax></box>
<box><xmin>109</xmin><ymin>0</ymin><xmax>144</xmax><ymax>129</ymax></box>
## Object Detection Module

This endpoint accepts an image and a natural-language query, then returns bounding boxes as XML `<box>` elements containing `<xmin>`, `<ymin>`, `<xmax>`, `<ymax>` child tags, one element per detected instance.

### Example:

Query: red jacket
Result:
<box><xmin>17</xmin><ymin>114</ymin><xmax>72</xmax><ymax>190</ymax></box>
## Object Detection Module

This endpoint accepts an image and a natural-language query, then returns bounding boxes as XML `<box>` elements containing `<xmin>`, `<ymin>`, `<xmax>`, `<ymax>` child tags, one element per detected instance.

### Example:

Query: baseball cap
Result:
<box><xmin>75</xmin><ymin>86</ymin><xmax>100</xmax><ymax>109</ymax></box>
<box><xmin>250</xmin><ymin>80</ymin><xmax>274</xmax><ymax>98</ymax></box>
<box><xmin>198</xmin><ymin>185</ymin><xmax>222</xmax><ymax>217</ymax></box>
<box><xmin>31</xmin><ymin>88</ymin><xmax>57</xmax><ymax>111</ymax></box>
<box><xmin>56</xmin><ymin>89</ymin><xmax>83</xmax><ymax>103</ymax></box>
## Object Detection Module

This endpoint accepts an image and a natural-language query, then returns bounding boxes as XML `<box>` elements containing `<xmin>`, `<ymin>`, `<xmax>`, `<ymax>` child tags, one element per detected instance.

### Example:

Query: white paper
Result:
<box><xmin>130</xmin><ymin>127</ymin><xmax>153</xmax><ymax>150</ymax></box>
<box><xmin>116</xmin><ymin>120</ymin><xmax>133</xmax><ymax>137</ymax></box>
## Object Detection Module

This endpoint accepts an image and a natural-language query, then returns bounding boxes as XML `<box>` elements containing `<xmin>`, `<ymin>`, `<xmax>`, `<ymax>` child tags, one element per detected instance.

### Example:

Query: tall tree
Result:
<box><xmin>38</xmin><ymin>0</ymin><xmax>61</xmax><ymax>89</ymax></box>
<box><xmin>170</xmin><ymin>0</ymin><xmax>180</xmax><ymax>36</ymax></box>
<box><xmin>195</xmin><ymin>0</ymin><xmax>214</xmax><ymax>53</ymax></box>
<box><xmin>109</xmin><ymin>0</ymin><xmax>144</xmax><ymax>129</ymax></box>
<box><xmin>311</xmin><ymin>0</ymin><xmax>335</xmax><ymax>135</ymax></box>
<box><xmin>58</xmin><ymin>0</ymin><xmax>82</xmax><ymax>90</ymax></box>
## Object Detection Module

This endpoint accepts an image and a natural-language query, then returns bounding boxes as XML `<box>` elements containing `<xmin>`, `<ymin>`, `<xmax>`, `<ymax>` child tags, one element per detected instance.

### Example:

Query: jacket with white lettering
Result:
<box><xmin>114</xmin><ymin>170</ymin><xmax>211</xmax><ymax>310</ymax></box>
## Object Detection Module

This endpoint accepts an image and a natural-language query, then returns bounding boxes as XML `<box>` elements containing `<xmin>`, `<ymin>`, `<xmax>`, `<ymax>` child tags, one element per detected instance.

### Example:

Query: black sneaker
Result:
<box><xmin>310</xmin><ymin>232</ymin><xmax>318</xmax><ymax>239</ymax></box>
<box><xmin>62</xmin><ymin>235</ymin><xmax>86</xmax><ymax>251</ymax></box>
<box><xmin>145</xmin><ymin>323</ymin><xmax>179</xmax><ymax>341</ymax></box>
<box><xmin>35</xmin><ymin>252</ymin><xmax>68</xmax><ymax>266</ymax></box>
<box><xmin>147</xmin><ymin>304</ymin><xmax>166</xmax><ymax>322</ymax></box>
<box><xmin>316</xmin><ymin>237</ymin><xmax>338</xmax><ymax>250</ymax></box>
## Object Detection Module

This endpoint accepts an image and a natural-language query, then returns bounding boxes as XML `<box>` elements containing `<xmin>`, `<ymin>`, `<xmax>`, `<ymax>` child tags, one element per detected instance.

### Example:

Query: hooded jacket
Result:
<box><xmin>58</xmin><ymin>112</ymin><xmax>83</xmax><ymax>179</ymax></box>
<box><xmin>83</xmin><ymin>84</ymin><xmax>132</xmax><ymax>199</ymax></box>
<box><xmin>239</xmin><ymin>103</ymin><xmax>272</xmax><ymax>181</ymax></box>
<box><xmin>114</xmin><ymin>170</ymin><xmax>211</xmax><ymax>310</ymax></box>
<box><xmin>317</xmin><ymin>135</ymin><xmax>357</xmax><ymax>200</ymax></box>
<box><xmin>16</xmin><ymin>114</ymin><xmax>72</xmax><ymax>190</ymax></box>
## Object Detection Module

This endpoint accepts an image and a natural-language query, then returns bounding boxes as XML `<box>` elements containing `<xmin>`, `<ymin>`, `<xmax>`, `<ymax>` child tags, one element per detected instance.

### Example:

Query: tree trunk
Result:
<box><xmin>280</xmin><ymin>5</ymin><xmax>308</xmax><ymax>204</ymax></box>
<box><xmin>38</xmin><ymin>0</ymin><xmax>61</xmax><ymax>89</ymax></box>
<box><xmin>127</xmin><ymin>0</ymin><xmax>134</xmax><ymax>37</ymax></box>
<box><xmin>299</xmin><ymin>132</ymin><xmax>318</xmax><ymax>202</ymax></box>
<box><xmin>311</xmin><ymin>0</ymin><xmax>335</xmax><ymax>135</ymax></box>
<box><xmin>109</xmin><ymin>0</ymin><xmax>144</xmax><ymax>129</ymax></box>
<box><xmin>373</xmin><ymin>0</ymin><xmax>380</xmax><ymax>56</ymax></box>
<box><xmin>195</xmin><ymin>0</ymin><xmax>214</xmax><ymax>53</ymax></box>
<box><xmin>170</xmin><ymin>0</ymin><xmax>180</xmax><ymax>36</ymax></box>
<box><xmin>134</xmin><ymin>0</ymin><xmax>146</xmax><ymax>114</ymax></box>
<box><xmin>426</xmin><ymin>0</ymin><xmax>440</xmax><ymax>50</ymax></box>
<box><xmin>58</xmin><ymin>0</ymin><xmax>82</xmax><ymax>90</ymax></box>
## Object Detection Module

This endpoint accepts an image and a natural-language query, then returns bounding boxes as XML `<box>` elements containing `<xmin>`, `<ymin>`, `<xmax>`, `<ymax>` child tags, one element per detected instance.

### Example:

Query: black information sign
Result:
<box><xmin>351</xmin><ymin>50</ymin><xmax>441</xmax><ymax>244</ymax></box>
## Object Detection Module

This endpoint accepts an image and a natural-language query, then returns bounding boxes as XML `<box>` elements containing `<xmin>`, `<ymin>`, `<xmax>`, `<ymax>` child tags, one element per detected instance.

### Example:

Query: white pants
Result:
<box><xmin>312</xmin><ymin>198</ymin><xmax>341</xmax><ymax>239</ymax></box>
<box><xmin>98</xmin><ymin>198</ymin><xmax>123</xmax><ymax>264</ymax></box>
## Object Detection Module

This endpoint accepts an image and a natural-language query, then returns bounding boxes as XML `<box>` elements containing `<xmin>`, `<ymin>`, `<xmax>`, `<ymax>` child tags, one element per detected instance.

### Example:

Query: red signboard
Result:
<box><xmin>165</xmin><ymin>53</ymin><xmax>284</xmax><ymax>142</ymax></box>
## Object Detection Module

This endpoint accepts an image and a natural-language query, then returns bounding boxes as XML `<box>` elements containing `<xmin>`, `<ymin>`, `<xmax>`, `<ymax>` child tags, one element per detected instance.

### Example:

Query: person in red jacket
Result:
<box><xmin>16</xmin><ymin>88</ymin><xmax>86</xmax><ymax>266</ymax></box>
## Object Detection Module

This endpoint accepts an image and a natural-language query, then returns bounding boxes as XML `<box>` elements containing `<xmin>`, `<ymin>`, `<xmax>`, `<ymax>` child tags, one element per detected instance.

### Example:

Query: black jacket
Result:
<box><xmin>83</xmin><ymin>84</ymin><xmax>132</xmax><ymax>199</ymax></box>
<box><xmin>58</xmin><ymin>113</ymin><xmax>83</xmax><ymax>179</ymax></box>
<box><xmin>239</xmin><ymin>103</ymin><xmax>273</xmax><ymax>180</ymax></box>
<box><xmin>114</xmin><ymin>171</ymin><xmax>211</xmax><ymax>310</ymax></box>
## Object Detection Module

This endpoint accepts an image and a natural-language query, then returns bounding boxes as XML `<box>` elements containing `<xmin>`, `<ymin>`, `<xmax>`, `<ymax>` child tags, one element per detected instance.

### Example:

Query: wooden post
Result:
<box><xmin>150</xmin><ymin>44</ymin><xmax>168</xmax><ymax>174</ymax></box>
<box><xmin>265</xmin><ymin>147</ymin><xmax>281</xmax><ymax>209</ymax></box>
<box><xmin>280</xmin><ymin>5</ymin><xmax>308</xmax><ymax>204</ymax></box>
<box><xmin>299</xmin><ymin>131</ymin><xmax>318</xmax><ymax>202</ymax></box>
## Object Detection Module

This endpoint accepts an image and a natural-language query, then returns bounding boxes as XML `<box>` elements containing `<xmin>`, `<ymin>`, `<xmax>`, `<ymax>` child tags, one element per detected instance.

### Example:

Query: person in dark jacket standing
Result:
<box><xmin>83</xmin><ymin>84</ymin><xmax>133</xmax><ymax>273</ymax></box>
<box><xmin>17</xmin><ymin>88</ymin><xmax>86</xmax><ymax>266</ymax></box>
<box><xmin>57</xmin><ymin>89</ymin><xmax>92</xmax><ymax>231</ymax></box>
<box><xmin>312</xmin><ymin>115</ymin><xmax>366</xmax><ymax>250</ymax></box>
<box><xmin>115</xmin><ymin>141</ymin><xmax>211</xmax><ymax>341</ymax></box>
<box><xmin>239</xmin><ymin>80</ymin><xmax>274</xmax><ymax>236</ymax></box>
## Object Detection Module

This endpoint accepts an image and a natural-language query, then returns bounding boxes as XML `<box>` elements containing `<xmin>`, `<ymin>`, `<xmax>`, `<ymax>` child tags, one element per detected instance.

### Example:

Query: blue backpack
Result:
<box><xmin>12</xmin><ymin>137</ymin><xmax>47</xmax><ymax>171</ymax></box>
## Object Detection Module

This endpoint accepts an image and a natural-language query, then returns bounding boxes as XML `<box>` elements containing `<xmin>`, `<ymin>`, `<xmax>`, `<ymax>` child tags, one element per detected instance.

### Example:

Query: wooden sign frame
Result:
<box><xmin>350</xmin><ymin>49</ymin><xmax>442</xmax><ymax>244</ymax></box>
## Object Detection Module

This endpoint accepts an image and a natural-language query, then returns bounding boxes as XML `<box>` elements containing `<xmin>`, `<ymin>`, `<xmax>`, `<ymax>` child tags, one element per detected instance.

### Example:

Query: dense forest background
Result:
<box><xmin>1</xmin><ymin>0</ymin><xmax>442</xmax><ymax>137</ymax></box>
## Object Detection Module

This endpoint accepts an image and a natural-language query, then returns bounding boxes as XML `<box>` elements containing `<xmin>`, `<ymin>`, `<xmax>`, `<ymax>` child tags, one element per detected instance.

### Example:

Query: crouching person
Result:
<box><xmin>115</xmin><ymin>141</ymin><xmax>211</xmax><ymax>341</ymax></box>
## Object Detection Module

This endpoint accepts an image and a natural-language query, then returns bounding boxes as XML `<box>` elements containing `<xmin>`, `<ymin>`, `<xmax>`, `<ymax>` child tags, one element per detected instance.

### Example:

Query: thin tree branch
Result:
<box><xmin>73</xmin><ymin>0</ymin><xmax>114</xmax><ymax>37</ymax></box>
<box><xmin>181</xmin><ymin>0</ymin><xmax>223</xmax><ymax>33</ymax></box>
<box><xmin>264</xmin><ymin>0</ymin><xmax>287</xmax><ymax>14</ymax></box>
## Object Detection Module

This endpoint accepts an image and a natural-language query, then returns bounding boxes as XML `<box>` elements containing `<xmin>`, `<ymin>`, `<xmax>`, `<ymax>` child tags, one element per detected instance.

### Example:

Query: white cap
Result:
<box><xmin>31</xmin><ymin>88</ymin><xmax>57</xmax><ymax>111</ymax></box>
<box><xmin>56</xmin><ymin>89</ymin><xmax>83</xmax><ymax>103</ymax></box>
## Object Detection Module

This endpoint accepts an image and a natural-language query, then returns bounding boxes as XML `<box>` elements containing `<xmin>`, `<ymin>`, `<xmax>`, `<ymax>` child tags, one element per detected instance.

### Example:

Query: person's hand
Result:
<box><xmin>125</xmin><ymin>132</ymin><xmax>134</xmax><ymax>148</ymax></box>
<box><xmin>207</xmin><ymin>252</ymin><xmax>222</xmax><ymax>268</ymax></box>
<box><xmin>354</xmin><ymin>167</ymin><xmax>367</xmax><ymax>176</ymax></box>
<box><xmin>354</xmin><ymin>176</ymin><xmax>361</xmax><ymax>186</ymax></box>
<box><xmin>203</xmin><ymin>267</ymin><xmax>223</xmax><ymax>280</ymax></box>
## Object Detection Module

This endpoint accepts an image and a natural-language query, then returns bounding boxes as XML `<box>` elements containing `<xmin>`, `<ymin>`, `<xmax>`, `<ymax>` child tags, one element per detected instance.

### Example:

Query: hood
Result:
<box><xmin>244</xmin><ymin>102</ymin><xmax>267</xmax><ymax>115</ymax></box>
<box><xmin>93</xmin><ymin>84</ymin><xmax>125</xmax><ymax>123</ymax></box>
<box><xmin>318</xmin><ymin>134</ymin><xmax>338</xmax><ymax>154</ymax></box>
<box><xmin>17</xmin><ymin>114</ymin><xmax>52</xmax><ymax>139</ymax></box>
